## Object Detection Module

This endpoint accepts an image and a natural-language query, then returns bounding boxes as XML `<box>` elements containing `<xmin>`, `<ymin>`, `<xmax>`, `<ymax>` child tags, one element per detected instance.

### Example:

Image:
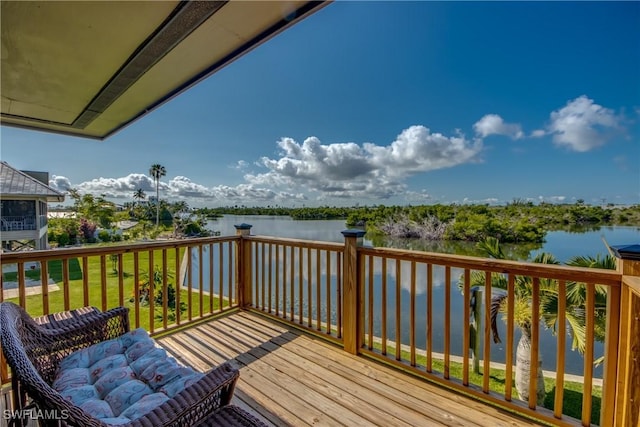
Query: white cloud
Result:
<box><xmin>248</xmin><ymin>125</ymin><xmax>482</xmax><ymax>200</ymax></box>
<box><xmin>58</xmin><ymin>173</ymin><xmax>306</xmax><ymax>207</ymax></box>
<box><xmin>547</xmin><ymin>96</ymin><xmax>622</xmax><ymax>152</ymax></box>
<box><xmin>530</xmin><ymin>129</ymin><xmax>546</xmax><ymax>138</ymax></box>
<box><xmin>49</xmin><ymin>175</ymin><xmax>72</xmax><ymax>192</ymax></box>
<box><xmin>537</xmin><ymin>195</ymin><xmax>567</xmax><ymax>203</ymax></box>
<box><xmin>73</xmin><ymin>174</ymin><xmax>157</xmax><ymax>199</ymax></box>
<box><xmin>473</xmin><ymin>114</ymin><xmax>524</xmax><ymax>140</ymax></box>
<box><xmin>233</xmin><ymin>160</ymin><xmax>249</xmax><ymax>170</ymax></box>
<box><xmin>211</xmin><ymin>184</ymin><xmax>306</xmax><ymax>202</ymax></box>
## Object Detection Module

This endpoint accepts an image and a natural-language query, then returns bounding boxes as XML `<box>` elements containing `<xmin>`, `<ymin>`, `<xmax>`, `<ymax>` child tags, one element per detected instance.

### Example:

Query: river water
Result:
<box><xmin>201</xmin><ymin>215</ymin><xmax>639</xmax><ymax>376</ymax></box>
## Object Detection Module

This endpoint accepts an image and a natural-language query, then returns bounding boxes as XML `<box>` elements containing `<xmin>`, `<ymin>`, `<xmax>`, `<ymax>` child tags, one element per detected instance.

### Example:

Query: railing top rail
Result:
<box><xmin>0</xmin><ymin>235</ymin><xmax>240</xmax><ymax>263</ymax></box>
<box><xmin>622</xmin><ymin>275</ymin><xmax>640</xmax><ymax>296</ymax></box>
<box><xmin>245</xmin><ymin>235</ymin><xmax>344</xmax><ymax>251</ymax></box>
<box><xmin>359</xmin><ymin>245</ymin><xmax>622</xmax><ymax>286</ymax></box>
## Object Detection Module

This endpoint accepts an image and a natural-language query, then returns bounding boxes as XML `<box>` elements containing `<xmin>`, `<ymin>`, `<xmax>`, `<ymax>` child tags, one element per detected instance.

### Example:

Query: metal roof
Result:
<box><xmin>0</xmin><ymin>1</ymin><xmax>328</xmax><ymax>140</ymax></box>
<box><xmin>0</xmin><ymin>162</ymin><xmax>65</xmax><ymax>202</ymax></box>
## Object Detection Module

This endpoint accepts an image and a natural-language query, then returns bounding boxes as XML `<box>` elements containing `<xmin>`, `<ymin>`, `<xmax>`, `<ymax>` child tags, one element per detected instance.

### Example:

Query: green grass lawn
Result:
<box><xmin>2</xmin><ymin>248</ymin><xmax>228</xmax><ymax>332</ymax></box>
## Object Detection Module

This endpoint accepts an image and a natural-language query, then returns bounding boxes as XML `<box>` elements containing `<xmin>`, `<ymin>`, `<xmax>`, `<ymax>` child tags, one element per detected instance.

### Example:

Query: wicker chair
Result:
<box><xmin>0</xmin><ymin>302</ymin><xmax>239</xmax><ymax>427</ymax></box>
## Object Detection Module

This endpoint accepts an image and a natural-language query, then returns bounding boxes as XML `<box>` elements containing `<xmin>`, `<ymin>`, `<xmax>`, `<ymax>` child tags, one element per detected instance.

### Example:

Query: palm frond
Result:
<box><xmin>476</xmin><ymin>236</ymin><xmax>505</xmax><ymax>259</ymax></box>
<box><xmin>490</xmin><ymin>293</ymin><xmax>507</xmax><ymax>343</ymax></box>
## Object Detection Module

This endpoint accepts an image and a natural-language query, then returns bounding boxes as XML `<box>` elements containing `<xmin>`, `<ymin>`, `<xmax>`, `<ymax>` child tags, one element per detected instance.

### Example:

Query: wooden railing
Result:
<box><xmin>243</xmin><ymin>235</ymin><xmax>345</xmax><ymax>344</ymax></box>
<box><xmin>355</xmin><ymin>245</ymin><xmax>621</xmax><ymax>426</ymax></box>
<box><xmin>1</xmin><ymin>227</ymin><xmax>638</xmax><ymax>426</ymax></box>
<box><xmin>0</xmin><ymin>235</ymin><xmax>241</xmax><ymax>336</ymax></box>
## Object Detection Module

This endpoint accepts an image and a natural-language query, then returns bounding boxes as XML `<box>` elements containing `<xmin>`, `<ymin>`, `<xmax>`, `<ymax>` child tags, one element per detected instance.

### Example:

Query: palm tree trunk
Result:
<box><xmin>515</xmin><ymin>329</ymin><xmax>546</xmax><ymax>405</ymax></box>
<box><xmin>155</xmin><ymin>182</ymin><xmax>159</xmax><ymax>227</ymax></box>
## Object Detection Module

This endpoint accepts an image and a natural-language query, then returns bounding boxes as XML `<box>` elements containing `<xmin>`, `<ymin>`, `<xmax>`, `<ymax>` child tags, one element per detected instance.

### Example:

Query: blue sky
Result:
<box><xmin>2</xmin><ymin>1</ymin><xmax>639</xmax><ymax>208</ymax></box>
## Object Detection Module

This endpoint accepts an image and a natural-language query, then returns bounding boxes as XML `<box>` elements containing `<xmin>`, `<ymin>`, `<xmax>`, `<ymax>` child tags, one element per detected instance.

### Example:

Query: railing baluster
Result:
<box><xmin>336</xmin><ymin>253</ymin><xmax>342</xmax><ymax>338</ymax></box>
<box><xmin>395</xmin><ymin>259</ymin><xmax>401</xmax><ymax>361</ymax></box>
<box><xmin>276</xmin><ymin>244</ymin><xmax>280</xmax><ymax>317</ymax></box>
<box><xmin>298</xmin><ymin>246</ymin><xmax>303</xmax><ymax>325</ymax></box>
<box><xmin>118</xmin><ymin>254</ymin><xmax>124</xmax><ymax>308</ymax></box>
<box><xmin>198</xmin><ymin>245</ymin><xmax>204</xmax><ymax>318</ymax></box>
<box><xmin>505</xmin><ymin>274</ymin><xmax>515</xmax><ymax>401</ymax></box>
<box><xmin>227</xmin><ymin>241</ymin><xmax>233</xmax><ymax>308</ymax></box>
<box><xmin>41</xmin><ymin>260</ymin><xmax>49</xmax><ymax>315</ymax></box>
<box><xmin>529</xmin><ymin>277</ymin><xmax>540</xmax><ymax>409</ymax></box>
<box><xmin>290</xmin><ymin>245</ymin><xmax>295</xmax><ymax>321</ymax></box>
<box><xmin>426</xmin><ymin>263</ymin><xmax>432</xmax><ymax>372</ymax></box>
<box><xmin>0</xmin><ymin>271</ymin><xmax>4</xmax><ymax>303</ymax></box>
<box><xmin>82</xmin><ymin>257</ymin><xmax>89</xmax><ymax>308</ymax></box>
<box><xmin>316</xmin><ymin>248</ymin><xmax>321</xmax><ymax>331</ymax></box>
<box><xmin>463</xmin><ymin>269</ymin><xmax>470</xmax><ymax>386</ymax></box>
<box><xmin>175</xmin><ymin>247</ymin><xmax>181</xmax><ymax>325</ymax></box>
<box><xmin>186</xmin><ymin>247</ymin><xmax>192</xmax><ymax>322</ymax></box>
<box><xmin>18</xmin><ymin>261</ymin><xmax>26</xmax><ymax>308</ymax></box>
<box><xmin>445</xmin><ymin>266</ymin><xmax>451</xmax><ymax>379</ymax></box>
<box><xmin>410</xmin><ymin>260</ymin><xmax>416</xmax><ymax>367</ymax></box>
<box><xmin>149</xmin><ymin>250</ymin><xmax>155</xmax><ymax>333</ymax></box>
<box><xmin>59</xmin><ymin>258</ymin><xmax>70</xmax><ymax>311</ymax></box>
<box><xmin>268</xmin><ymin>243</ymin><xmax>272</xmax><ymax>313</ymax></box>
<box><xmin>221</xmin><ymin>241</ymin><xmax>226</xmax><ymax>310</ymax></box>
<box><xmin>261</xmin><ymin>242</ymin><xmax>266</xmax><ymax>311</ymax></box>
<box><xmin>134</xmin><ymin>252</ymin><xmax>140</xmax><ymax>328</ymax></box>
<box><xmin>209</xmin><ymin>243</ymin><xmax>214</xmax><ymax>314</ymax></box>
<box><xmin>162</xmin><ymin>249</ymin><xmax>168</xmax><ymax>329</ymax></box>
<box><xmin>381</xmin><ymin>257</ymin><xmax>387</xmax><ymax>356</ymax></box>
<box><xmin>326</xmin><ymin>250</ymin><xmax>331</xmax><ymax>335</ymax></box>
<box><xmin>483</xmin><ymin>271</ymin><xmax>491</xmax><ymax>392</ymax></box>
<box><xmin>368</xmin><ymin>255</ymin><xmax>374</xmax><ymax>349</ymax></box>
<box><xmin>554</xmin><ymin>279</ymin><xmax>567</xmax><ymax>418</ymax></box>
<box><xmin>100</xmin><ymin>255</ymin><xmax>107</xmax><ymax>312</ymax></box>
<box><xmin>582</xmin><ymin>282</ymin><xmax>595</xmax><ymax>424</ymax></box>
<box><xmin>283</xmin><ymin>245</ymin><xmax>288</xmax><ymax>319</ymax></box>
<box><xmin>307</xmin><ymin>247</ymin><xmax>312</xmax><ymax>327</ymax></box>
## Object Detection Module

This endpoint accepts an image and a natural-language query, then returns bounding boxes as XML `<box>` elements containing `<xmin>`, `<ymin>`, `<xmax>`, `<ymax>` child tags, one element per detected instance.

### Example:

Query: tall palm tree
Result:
<box><xmin>149</xmin><ymin>164</ymin><xmax>166</xmax><ymax>227</ymax></box>
<box><xmin>468</xmin><ymin>237</ymin><xmax>588</xmax><ymax>405</ymax></box>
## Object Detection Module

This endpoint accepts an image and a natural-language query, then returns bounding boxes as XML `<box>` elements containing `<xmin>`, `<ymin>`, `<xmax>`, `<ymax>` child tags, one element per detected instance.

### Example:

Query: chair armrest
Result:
<box><xmin>132</xmin><ymin>362</ymin><xmax>240</xmax><ymax>427</ymax></box>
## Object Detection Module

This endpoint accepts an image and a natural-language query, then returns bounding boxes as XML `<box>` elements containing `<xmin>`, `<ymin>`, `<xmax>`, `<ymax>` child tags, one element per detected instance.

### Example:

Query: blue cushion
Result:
<box><xmin>105</xmin><ymin>380</ymin><xmax>153</xmax><ymax>416</ymax></box>
<box><xmin>53</xmin><ymin>328</ymin><xmax>204</xmax><ymax>423</ymax></box>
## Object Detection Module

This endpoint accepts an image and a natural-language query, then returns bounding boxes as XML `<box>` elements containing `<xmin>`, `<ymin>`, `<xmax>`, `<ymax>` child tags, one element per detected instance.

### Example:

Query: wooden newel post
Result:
<box><xmin>610</xmin><ymin>244</ymin><xmax>640</xmax><ymax>427</ymax></box>
<box><xmin>342</xmin><ymin>229</ymin><xmax>366</xmax><ymax>355</ymax></box>
<box><xmin>235</xmin><ymin>223</ymin><xmax>253</xmax><ymax>309</ymax></box>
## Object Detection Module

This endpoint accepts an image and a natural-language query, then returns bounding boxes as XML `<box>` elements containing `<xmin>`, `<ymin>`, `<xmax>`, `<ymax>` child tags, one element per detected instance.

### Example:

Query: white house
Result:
<box><xmin>0</xmin><ymin>161</ymin><xmax>65</xmax><ymax>250</ymax></box>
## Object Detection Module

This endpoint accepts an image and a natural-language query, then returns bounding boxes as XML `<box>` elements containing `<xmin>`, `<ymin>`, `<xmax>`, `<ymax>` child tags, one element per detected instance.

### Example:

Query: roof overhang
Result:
<box><xmin>0</xmin><ymin>1</ymin><xmax>328</xmax><ymax>140</ymax></box>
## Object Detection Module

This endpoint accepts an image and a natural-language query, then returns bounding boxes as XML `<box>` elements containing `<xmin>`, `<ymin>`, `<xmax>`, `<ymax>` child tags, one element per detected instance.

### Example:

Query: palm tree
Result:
<box><xmin>149</xmin><ymin>164</ymin><xmax>166</xmax><ymax>227</ymax></box>
<box><xmin>133</xmin><ymin>188</ymin><xmax>146</xmax><ymax>206</ymax></box>
<box><xmin>468</xmin><ymin>237</ymin><xmax>589</xmax><ymax>405</ymax></box>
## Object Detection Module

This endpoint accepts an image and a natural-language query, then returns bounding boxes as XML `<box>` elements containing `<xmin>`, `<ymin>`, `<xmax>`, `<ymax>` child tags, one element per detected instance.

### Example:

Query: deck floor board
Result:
<box><xmin>156</xmin><ymin>311</ymin><xmax>542</xmax><ymax>427</ymax></box>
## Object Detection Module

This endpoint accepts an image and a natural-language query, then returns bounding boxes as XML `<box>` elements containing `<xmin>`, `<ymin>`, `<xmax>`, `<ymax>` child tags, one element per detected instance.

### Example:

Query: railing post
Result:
<box><xmin>341</xmin><ymin>229</ymin><xmax>365</xmax><ymax>355</ymax></box>
<box><xmin>235</xmin><ymin>224</ymin><xmax>253</xmax><ymax>309</ymax></box>
<box><xmin>610</xmin><ymin>244</ymin><xmax>640</xmax><ymax>427</ymax></box>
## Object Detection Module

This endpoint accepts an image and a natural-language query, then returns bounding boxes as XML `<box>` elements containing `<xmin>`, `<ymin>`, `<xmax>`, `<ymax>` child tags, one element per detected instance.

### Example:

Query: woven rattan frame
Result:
<box><xmin>0</xmin><ymin>302</ymin><xmax>239</xmax><ymax>427</ymax></box>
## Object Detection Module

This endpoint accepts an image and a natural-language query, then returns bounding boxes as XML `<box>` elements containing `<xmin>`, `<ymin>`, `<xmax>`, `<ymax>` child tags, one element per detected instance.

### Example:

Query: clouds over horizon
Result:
<box><xmin>248</xmin><ymin>125</ymin><xmax>482</xmax><ymax>199</ymax></box>
<box><xmin>49</xmin><ymin>95</ymin><xmax>628</xmax><ymax>206</ymax></box>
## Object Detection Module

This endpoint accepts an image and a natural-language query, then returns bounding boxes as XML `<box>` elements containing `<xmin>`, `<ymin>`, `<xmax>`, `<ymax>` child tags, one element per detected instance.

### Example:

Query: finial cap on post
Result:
<box><xmin>234</xmin><ymin>223</ymin><xmax>252</xmax><ymax>236</ymax></box>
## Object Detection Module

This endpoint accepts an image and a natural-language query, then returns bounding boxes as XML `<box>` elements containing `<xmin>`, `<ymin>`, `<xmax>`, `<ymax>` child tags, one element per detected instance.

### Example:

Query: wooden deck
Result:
<box><xmin>156</xmin><ymin>311</ymin><xmax>543</xmax><ymax>427</ymax></box>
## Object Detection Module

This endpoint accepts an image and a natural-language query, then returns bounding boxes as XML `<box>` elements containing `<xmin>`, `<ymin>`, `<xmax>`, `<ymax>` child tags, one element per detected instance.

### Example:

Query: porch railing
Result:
<box><xmin>0</xmin><ymin>216</ymin><xmax>38</xmax><ymax>231</ymax></box>
<box><xmin>1</xmin><ymin>227</ymin><xmax>637</xmax><ymax>426</ymax></box>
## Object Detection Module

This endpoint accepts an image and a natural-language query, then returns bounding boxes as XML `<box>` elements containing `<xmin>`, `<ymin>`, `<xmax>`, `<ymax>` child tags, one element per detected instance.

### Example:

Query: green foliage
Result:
<box><xmin>98</xmin><ymin>230</ymin><xmax>112</xmax><ymax>242</ymax></box>
<box><xmin>68</xmin><ymin>189</ymin><xmax>116</xmax><ymax>229</ymax></box>
<box><xmin>48</xmin><ymin>217</ymin><xmax>79</xmax><ymax>246</ymax></box>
